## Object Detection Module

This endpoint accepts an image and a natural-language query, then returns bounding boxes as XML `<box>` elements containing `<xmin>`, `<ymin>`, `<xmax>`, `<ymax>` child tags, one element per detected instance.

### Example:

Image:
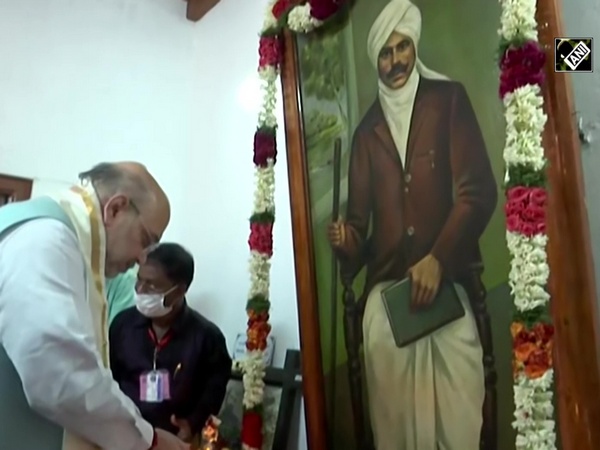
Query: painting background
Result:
<box><xmin>295</xmin><ymin>0</ymin><xmax>515</xmax><ymax>448</ymax></box>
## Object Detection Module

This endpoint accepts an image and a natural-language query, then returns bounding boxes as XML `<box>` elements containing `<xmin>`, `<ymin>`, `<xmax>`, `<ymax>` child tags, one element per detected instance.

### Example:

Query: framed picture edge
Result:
<box><xmin>279</xmin><ymin>1</ymin><xmax>600</xmax><ymax>449</ymax></box>
<box><xmin>280</xmin><ymin>28</ymin><xmax>329</xmax><ymax>450</ymax></box>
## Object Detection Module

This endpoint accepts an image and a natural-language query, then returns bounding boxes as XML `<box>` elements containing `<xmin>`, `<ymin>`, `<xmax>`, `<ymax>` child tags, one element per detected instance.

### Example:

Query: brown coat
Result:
<box><xmin>340</xmin><ymin>77</ymin><xmax>498</xmax><ymax>298</ymax></box>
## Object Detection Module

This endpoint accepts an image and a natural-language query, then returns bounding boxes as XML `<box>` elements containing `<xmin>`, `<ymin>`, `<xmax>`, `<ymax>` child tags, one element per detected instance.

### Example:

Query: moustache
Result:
<box><xmin>387</xmin><ymin>63</ymin><xmax>409</xmax><ymax>79</ymax></box>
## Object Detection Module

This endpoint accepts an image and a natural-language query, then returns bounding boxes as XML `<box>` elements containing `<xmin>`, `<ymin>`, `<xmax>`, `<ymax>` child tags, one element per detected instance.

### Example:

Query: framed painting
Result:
<box><xmin>280</xmin><ymin>0</ymin><xmax>600</xmax><ymax>449</ymax></box>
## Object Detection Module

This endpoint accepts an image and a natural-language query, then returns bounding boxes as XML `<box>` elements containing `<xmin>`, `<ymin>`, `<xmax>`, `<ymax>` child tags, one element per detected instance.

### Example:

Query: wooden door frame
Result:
<box><xmin>279</xmin><ymin>1</ymin><xmax>600</xmax><ymax>449</ymax></box>
<box><xmin>537</xmin><ymin>0</ymin><xmax>600</xmax><ymax>448</ymax></box>
<box><xmin>0</xmin><ymin>174</ymin><xmax>33</xmax><ymax>203</ymax></box>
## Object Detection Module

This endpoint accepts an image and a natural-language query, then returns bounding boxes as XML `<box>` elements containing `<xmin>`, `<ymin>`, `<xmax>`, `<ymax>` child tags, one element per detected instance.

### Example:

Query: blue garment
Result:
<box><xmin>106</xmin><ymin>267</ymin><xmax>137</xmax><ymax>324</ymax></box>
<box><xmin>0</xmin><ymin>197</ymin><xmax>75</xmax><ymax>449</ymax></box>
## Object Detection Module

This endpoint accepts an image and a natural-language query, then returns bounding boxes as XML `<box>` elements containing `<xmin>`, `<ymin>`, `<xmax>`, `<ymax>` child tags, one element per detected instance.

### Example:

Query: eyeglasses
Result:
<box><xmin>129</xmin><ymin>200</ymin><xmax>158</xmax><ymax>249</ymax></box>
<box><xmin>136</xmin><ymin>278</ymin><xmax>177</xmax><ymax>295</ymax></box>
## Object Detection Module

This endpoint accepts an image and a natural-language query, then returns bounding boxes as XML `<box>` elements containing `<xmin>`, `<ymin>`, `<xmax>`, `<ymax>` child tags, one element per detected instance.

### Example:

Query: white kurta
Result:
<box><xmin>0</xmin><ymin>218</ymin><xmax>153</xmax><ymax>450</ymax></box>
<box><xmin>363</xmin><ymin>282</ymin><xmax>485</xmax><ymax>450</ymax></box>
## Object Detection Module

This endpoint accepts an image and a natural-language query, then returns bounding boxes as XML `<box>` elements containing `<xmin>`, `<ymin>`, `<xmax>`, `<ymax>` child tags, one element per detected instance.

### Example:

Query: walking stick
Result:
<box><xmin>330</xmin><ymin>138</ymin><xmax>369</xmax><ymax>449</ymax></box>
<box><xmin>327</xmin><ymin>138</ymin><xmax>342</xmax><ymax>446</ymax></box>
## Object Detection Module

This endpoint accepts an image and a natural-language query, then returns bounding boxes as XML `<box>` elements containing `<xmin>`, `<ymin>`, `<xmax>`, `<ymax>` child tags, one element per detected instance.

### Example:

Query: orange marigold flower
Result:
<box><xmin>511</xmin><ymin>322</ymin><xmax>525</xmax><ymax>338</ymax></box>
<box><xmin>524</xmin><ymin>347</ymin><xmax>552</xmax><ymax>379</ymax></box>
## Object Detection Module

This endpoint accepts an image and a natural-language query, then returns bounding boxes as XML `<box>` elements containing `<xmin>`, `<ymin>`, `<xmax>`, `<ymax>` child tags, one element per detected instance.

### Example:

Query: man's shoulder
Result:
<box><xmin>187</xmin><ymin>308</ymin><xmax>226</xmax><ymax>341</ymax></box>
<box><xmin>0</xmin><ymin>219</ymin><xmax>81</xmax><ymax>268</ymax></box>
<box><xmin>111</xmin><ymin>305</ymin><xmax>139</xmax><ymax>329</ymax></box>
<box><xmin>419</xmin><ymin>78</ymin><xmax>467</xmax><ymax>100</ymax></box>
<box><xmin>354</xmin><ymin>100</ymin><xmax>384</xmax><ymax>135</ymax></box>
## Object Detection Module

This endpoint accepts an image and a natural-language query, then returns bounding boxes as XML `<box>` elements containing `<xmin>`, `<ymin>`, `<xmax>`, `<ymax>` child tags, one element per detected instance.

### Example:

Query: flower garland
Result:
<box><xmin>231</xmin><ymin>1</ymin><xmax>344</xmax><ymax>449</ymax></box>
<box><xmin>499</xmin><ymin>1</ymin><xmax>556</xmax><ymax>449</ymax></box>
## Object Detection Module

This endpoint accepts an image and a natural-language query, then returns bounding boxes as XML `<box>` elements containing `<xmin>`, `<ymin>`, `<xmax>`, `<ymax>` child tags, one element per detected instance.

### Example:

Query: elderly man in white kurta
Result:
<box><xmin>0</xmin><ymin>162</ymin><xmax>188</xmax><ymax>450</ymax></box>
<box><xmin>328</xmin><ymin>1</ymin><xmax>496</xmax><ymax>449</ymax></box>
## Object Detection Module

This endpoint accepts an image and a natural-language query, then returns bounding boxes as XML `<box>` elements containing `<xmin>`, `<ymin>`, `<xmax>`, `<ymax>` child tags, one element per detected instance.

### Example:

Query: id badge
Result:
<box><xmin>139</xmin><ymin>370</ymin><xmax>171</xmax><ymax>403</ymax></box>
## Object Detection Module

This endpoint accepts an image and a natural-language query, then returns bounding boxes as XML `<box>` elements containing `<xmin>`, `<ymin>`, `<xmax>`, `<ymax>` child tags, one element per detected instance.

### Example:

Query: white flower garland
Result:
<box><xmin>506</xmin><ymin>233</ymin><xmax>550</xmax><ymax>311</ymax></box>
<box><xmin>500</xmin><ymin>0</ymin><xmax>556</xmax><ymax>448</ymax></box>
<box><xmin>503</xmin><ymin>85</ymin><xmax>547</xmax><ymax>173</ymax></box>
<box><xmin>238</xmin><ymin>2</ymin><xmax>331</xmax><ymax>447</ymax></box>
<box><xmin>514</xmin><ymin>371</ymin><xmax>556</xmax><ymax>450</ymax></box>
<box><xmin>287</xmin><ymin>4</ymin><xmax>322</xmax><ymax>33</ymax></box>
<box><xmin>237</xmin><ymin>3</ymin><xmax>285</xmax><ymax>449</ymax></box>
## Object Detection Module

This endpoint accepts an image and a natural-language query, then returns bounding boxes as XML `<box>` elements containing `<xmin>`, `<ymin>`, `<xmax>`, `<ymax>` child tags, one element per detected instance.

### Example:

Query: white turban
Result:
<box><xmin>366</xmin><ymin>0</ymin><xmax>448</xmax><ymax>81</ymax></box>
<box><xmin>365</xmin><ymin>0</ymin><xmax>450</xmax><ymax>166</ymax></box>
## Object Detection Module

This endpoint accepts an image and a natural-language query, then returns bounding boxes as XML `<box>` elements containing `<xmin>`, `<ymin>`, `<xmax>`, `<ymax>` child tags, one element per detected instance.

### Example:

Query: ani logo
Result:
<box><xmin>555</xmin><ymin>38</ymin><xmax>593</xmax><ymax>72</ymax></box>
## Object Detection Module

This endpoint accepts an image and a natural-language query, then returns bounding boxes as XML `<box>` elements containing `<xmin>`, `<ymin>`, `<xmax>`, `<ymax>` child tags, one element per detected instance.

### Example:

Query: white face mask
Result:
<box><xmin>134</xmin><ymin>286</ymin><xmax>177</xmax><ymax>318</ymax></box>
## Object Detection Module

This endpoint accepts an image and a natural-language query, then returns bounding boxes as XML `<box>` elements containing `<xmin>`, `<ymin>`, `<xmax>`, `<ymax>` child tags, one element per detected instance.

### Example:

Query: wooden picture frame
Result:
<box><xmin>280</xmin><ymin>1</ymin><xmax>600</xmax><ymax>450</ymax></box>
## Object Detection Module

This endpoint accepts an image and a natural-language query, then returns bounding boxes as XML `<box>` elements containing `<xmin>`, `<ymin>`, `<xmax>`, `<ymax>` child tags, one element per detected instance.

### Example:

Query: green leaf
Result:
<box><xmin>504</xmin><ymin>163</ymin><xmax>548</xmax><ymax>188</ymax></box>
<box><xmin>497</xmin><ymin>36</ymin><xmax>533</xmax><ymax>63</ymax></box>
<box><xmin>250</xmin><ymin>211</ymin><xmax>275</xmax><ymax>223</ymax></box>
<box><xmin>513</xmin><ymin>305</ymin><xmax>552</xmax><ymax>328</ymax></box>
<box><xmin>247</xmin><ymin>295</ymin><xmax>271</xmax><ymax>313</ymax></box>
<box><xmin>257</xmin><ymin>125</ymin><xmax>277</xmax><ymax>135</ymax></box>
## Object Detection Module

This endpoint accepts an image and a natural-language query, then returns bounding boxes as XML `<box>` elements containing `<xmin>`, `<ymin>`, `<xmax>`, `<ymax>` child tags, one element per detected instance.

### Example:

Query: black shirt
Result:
<box><xmin>109</xmin><ymin>303</ymin><xmax>232</xmax><ymax>435</ymax></box>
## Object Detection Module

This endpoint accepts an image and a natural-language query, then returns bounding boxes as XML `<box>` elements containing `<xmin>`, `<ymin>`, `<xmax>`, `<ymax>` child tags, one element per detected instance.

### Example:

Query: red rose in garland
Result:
<box><xmin>258</xmin><ymin>35</ymin><xmax>282</xmax><ymax>70</ymax></box>
<box><xmin>499</xmin><ymin>41</ymin><xmax>546</xmax><ymax>98</ymax></box>
<box><xmin>253</xmin><ymin>129</ymin><xmax>277</xmax><ymax>167</ymax></box>
<box><xmin>271</xmin><ymin>0</ymin><xmax>290</xmax><ymax>19</ymax></box>
<box><xmin>309</xmin><ymin>0</ymin><xmax>345</xmax><ymax>21</ymax></box>
<box><xmin>271</xmin><ymin>0</ymin><xmax>302</xmax><ymax>20</ymax></box>
<box><xmin>505</xmin><ymin>186</ymin><xmax>547</xmax><ymax>236</ymax></box>
<box><xmin>241</xmin><ymin>411</ymin><xmax>263</xmax><ymax>448</ymax></box>
<box><xmin>248</xmin><ymin>222</ymin><xmax>274</xmax><ymax>256</ymax></box>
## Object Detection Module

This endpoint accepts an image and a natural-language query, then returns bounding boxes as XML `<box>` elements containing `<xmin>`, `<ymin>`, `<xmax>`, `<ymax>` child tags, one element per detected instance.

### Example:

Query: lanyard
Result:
<box><xmin>148</xmin><ymin>328</ymin><xmax>172</xmax><ymax>370</ymax></box>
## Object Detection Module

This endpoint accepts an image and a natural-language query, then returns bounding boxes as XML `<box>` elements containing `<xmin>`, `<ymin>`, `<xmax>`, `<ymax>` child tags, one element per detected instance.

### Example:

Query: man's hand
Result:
<box><xmin>327</xmin><ymin>217</ymin><xmax>347</xmax><ymax>250</ymax></box>
<box><xmin>170</xmin><ymin>415</ymin><xmax>193</xmax><ymax>443</ymax></box>
<box><xmin>153</xmin><ymin>428</ymin><xmax>189</xmax><ymax>450</ymax></box>
<box><xmin>408</xmin><ymin>254</ymin><xmax>442</xmax><ymax>308</ymax></box>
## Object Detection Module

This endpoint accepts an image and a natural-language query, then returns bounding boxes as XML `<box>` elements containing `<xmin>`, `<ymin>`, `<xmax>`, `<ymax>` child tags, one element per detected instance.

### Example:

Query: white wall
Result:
<box><xmin>0</xmin><ymin>0</ymin><xmax>305</xmax><ymax>447</ymax></box>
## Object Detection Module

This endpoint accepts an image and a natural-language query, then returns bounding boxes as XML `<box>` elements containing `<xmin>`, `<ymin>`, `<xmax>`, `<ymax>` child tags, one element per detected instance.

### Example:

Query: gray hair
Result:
<box><xmin>78</xmin><ymin>162</ymin><xmax>153</xmax><ymax>208</ymax></box>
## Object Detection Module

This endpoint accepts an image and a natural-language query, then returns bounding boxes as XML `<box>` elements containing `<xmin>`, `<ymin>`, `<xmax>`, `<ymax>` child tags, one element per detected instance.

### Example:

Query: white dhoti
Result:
<box><xmin>363</xmin><ymin>281</ymin><xmax>484</xmax><ymax>450</ymax></box>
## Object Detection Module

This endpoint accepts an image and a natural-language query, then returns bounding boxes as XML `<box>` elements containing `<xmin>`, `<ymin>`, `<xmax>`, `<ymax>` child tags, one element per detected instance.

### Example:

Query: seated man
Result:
<box><xmin>110</xmin><ymin>243</ymin><xmax>232</xmax><ymax>442</ymax></box>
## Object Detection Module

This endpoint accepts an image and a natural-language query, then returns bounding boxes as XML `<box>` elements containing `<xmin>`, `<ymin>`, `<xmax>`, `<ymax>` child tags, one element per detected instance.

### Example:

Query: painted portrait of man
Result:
<box><xmin>326</xmin><ymin>0</ymin><xmax>498</xmax><ymax>448</ymax></box>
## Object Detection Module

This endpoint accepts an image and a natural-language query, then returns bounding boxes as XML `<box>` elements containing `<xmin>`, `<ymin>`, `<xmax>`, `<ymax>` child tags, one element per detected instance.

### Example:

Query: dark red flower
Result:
<box><xmin>272</xmin><ymin>0</ymin><xmax>290</xmax><ymax>19</ymax></box>
<box><xmin>529</xmin><ymin>187</ymin><xmax>547</xmax><ymax>206</ymax></box>
<box><xmin>506</xmin><ymin>186</ymin><xmax>529</xmax><ymax>205</ymax></box>
<box><xmin>522</xmin><ymin>204</ymin><xmax>545</xmax><ymax>222</ymax></box>
<box><xmin>248</xmin><ymin>222</ymin><xmax>274</xmax><ymax>256</ymax></box>
<box><xmin>499</xmin><ymin>41</ymin><xmax>546</xmax><ymax>98</ymax></box>
<box><xmin>536</xmin><ymin>221</ymin><xmax>547</xmax><ymax>234</ymax></box>
<box><xmin>254</xmin><ymin>129</ymin><xmax>277</xmax><ymax>167</ymax></box>
<box><xmin>271</xmin><ymin>0</ymin><xmax>288</xmax><ymax>19</ymax></box>
<box><xmin>258</xmin><ymin>35</ymin><xmax>282</xmax><ymax>69</ymax></box>
<box><xmin>506</xmin><ymin>214</ymin><xmax>521</xmax><ymax>233</ymax></box>
<box><xmin>520</xmin><ymin>222</ymin><xmax>537</xmax><ymax>237</ymax></box>
<box><xmin>309</xmin><ymin>0</ymin><xmax>344</xmax><ymax>21</ymax></box>
<box><xmin>241</xmin><ymin>411</ymin><xmax>263</xmax><ymax>448</ymax></box>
